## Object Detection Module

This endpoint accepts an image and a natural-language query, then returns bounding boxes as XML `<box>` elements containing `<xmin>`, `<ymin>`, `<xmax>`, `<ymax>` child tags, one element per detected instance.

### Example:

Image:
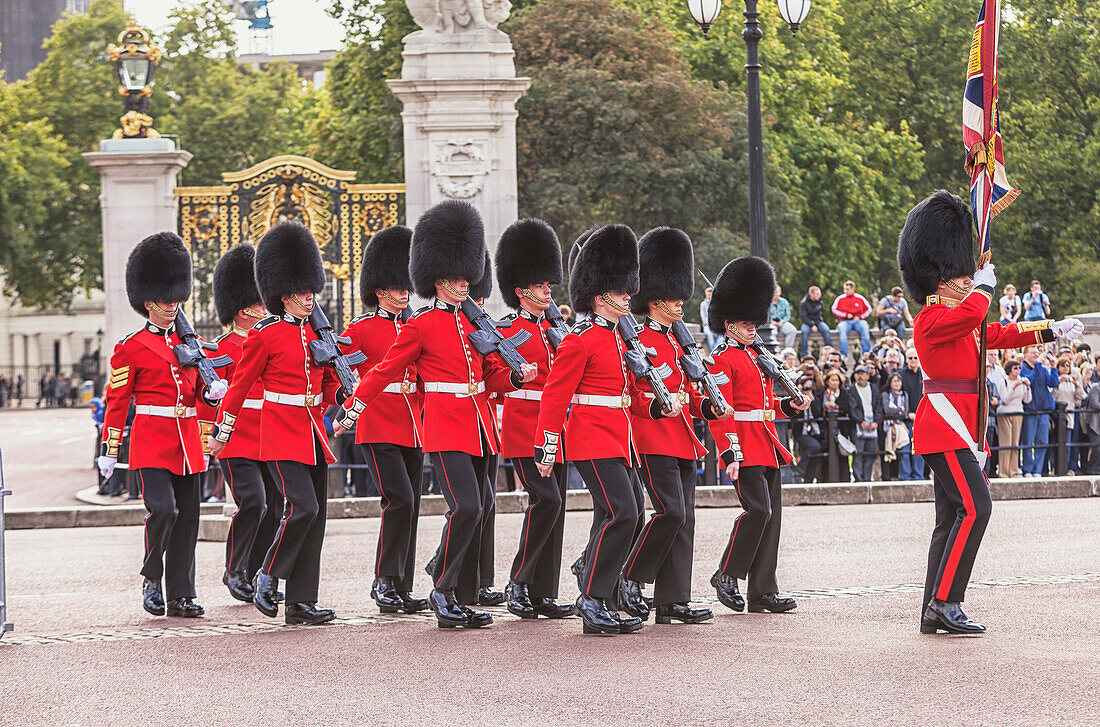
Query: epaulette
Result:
<box><xmin>117</xmin><ymin>330</ymin><xmax>139</xmax><ymax>345</ymax></box>
<box><xmin>214</xmin><ymin>330</ymin><xmax>232</xmax><ymax>343</ymax></box>
<box><xmin>350</xmin><ymin>312</ymin><xmax>375</xmax><ymax>324</ymax></box>
<box><xmin>572</xmin><ymin>320</ymin><xmax>594</xmax><ymax>335</ymax></box>
<box><xmin>711</xmin><ymin>342</ymin><xmax>729</xmax><ymax>356</ymax></box>
<box><xmin>254</xmin><ymin>315</ymin><xmax>280</xmax><ymax>330</ymax></box>
<box><xmin>412</xmin><ymin>305</ymin><xmax>433</xmax><ymax>319</ymax></box>
<box><xmin>497</xmin><ymin>313</ymin><xmax>518</xmax><ymax>327</ymax></box>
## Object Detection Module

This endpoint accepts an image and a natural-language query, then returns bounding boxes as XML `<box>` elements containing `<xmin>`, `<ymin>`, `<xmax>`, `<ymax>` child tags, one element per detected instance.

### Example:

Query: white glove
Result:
<box><xmin>972</xmin><ymin>264</ymin><xmax>996</xmax><ymax>291</ymax></box>
<box><xmin>98</xmin><ymin>455</ymin><xmax>117</xmax><ymax>480</ymax></box>
<box><xmin>1052</xmin><ymin>318</ymin><xmax>1084</xmax><ymax>340</ymax></box>
<box><xmin>206</xmin><ymin>379</ymin><xmax>229</xmax><ymax>401</ymax></box>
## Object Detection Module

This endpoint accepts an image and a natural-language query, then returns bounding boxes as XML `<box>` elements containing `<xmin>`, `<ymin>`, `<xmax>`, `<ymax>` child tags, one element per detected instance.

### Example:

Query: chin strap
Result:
<box><xmin>148</xmin><ymin>301</ymin><xmax>176</xmax><ymax>318</ymax></box>
<box><xmin>600</xmin><ymin>293</ymin><xmax>630</xmax><ymax>314</ymax></box>
<box><xmin>241</xmin><ymin>306</ymin><xmax>266</xmax><ymax>319</ymax></box>
<box><xmin>942</xmin><ymin>279</ymin><xmax>970</xmax><ymax>296</ymax></box>
<box><xmin>654</xmin><ymin>300</ymin><xmax>684</xmax><ymax>320</ymax></box>
<box><xmin>438</xmin><ymin>279</ymin><xmax>467</xmax><ymax>300</ymax></box>
<box><xmin>380</xmin><ymin>289</ymin><xmax>408</xmax><ymax>309</ymax></box>
<box><xmin>725</xmin><ymin>323</ymin><xmax>754</xmax><ymax>345</ymax></box>
<box><xmin>290</xmin><ymin>293</ymin><xmax>315</xmax><ymax>313</ymax></box>
<box><xmin>520</xmin><ymin>288</ymin><xmax>551</xmax><ymax>307</ymax></box>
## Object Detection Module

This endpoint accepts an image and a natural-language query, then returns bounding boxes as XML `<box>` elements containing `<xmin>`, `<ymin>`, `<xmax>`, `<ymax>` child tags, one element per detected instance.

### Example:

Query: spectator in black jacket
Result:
<box><xmin>814</xmin><ymin>369</ymin><xmax>854</xmax><ymax>482</ymax></box>
<box><xmin>792</xmin><ymin>378</ymin><xmax>823</xmax><ymax>482</ymax></box>
<box><xmin>847</xmin><ymin>365</ymin><xmax>884</xmax><ymax>481</ymax></box>
<box><xmin>798</xmin><ymin>285</ymin><xmax>833</xmax><ymax>358</ymax></box>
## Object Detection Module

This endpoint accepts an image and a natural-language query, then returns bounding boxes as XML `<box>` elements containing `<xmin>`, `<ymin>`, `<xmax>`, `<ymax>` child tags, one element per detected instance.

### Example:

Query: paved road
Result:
<box><xmin>2</xmin><ymin>498</ymin><xmax>1098</xmax><ymax>725</ymax></box>
<box><xmin>0</xmin><ymin>407</ymin><xmax>94</xmax><ymax>508</ymax></box>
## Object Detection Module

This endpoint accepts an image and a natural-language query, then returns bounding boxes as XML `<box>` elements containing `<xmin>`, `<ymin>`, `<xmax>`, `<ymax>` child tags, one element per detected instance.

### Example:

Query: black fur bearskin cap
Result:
<box><xmin>213</xmin><ymin>244</ymin><xmax>261</xmax><ymax>326</ymax></box>
<box><xmin>254</xmin><ymin>221</ymin><xmax>326</xmax><ymax>317</ymax></box>
<box><xmin>469</xmin><ymin>250</ymin><xmax>493</xmax><ymax>301</ymax></box>
<box><xmin>631</xmin><ymin>227</ymin><xmax>696</xmax><ymax>315</ymax></box>
<box><xmin>494</xmin><ymin>218</ymin><xmax>564</xmax><ymax>309</ymax></box>
<box><xmin>567</xmin><ymin>226</ymin><xmax>599</xmax><ymax>277</ymax></box>
<box><xmin>125</xmin><ymin>231</ymin><xmax>192</xmax><ymax>318</ymax></box>
<box><xmin>359</xmin><ymin>225</ymin><xmax>413</xmax><ymax>308</ymax></box>
<box><xmin>409</xmin><ymin>199</ymin><xmax>486</xmax><ymax>298</ymax></box>
<box><xmin>708</xmin><ymin>256</ymin><xmax>776</xmax><ymax>331</ymax></box>
<box><xmin>897</xmin><ymin>190</ymin><xmax>976</xmax><ymax>301</ymax></box>
<box><xmin>568</xmin><ymin>224</ymin><xmax>640</xmax><ymax>314</ymax></box>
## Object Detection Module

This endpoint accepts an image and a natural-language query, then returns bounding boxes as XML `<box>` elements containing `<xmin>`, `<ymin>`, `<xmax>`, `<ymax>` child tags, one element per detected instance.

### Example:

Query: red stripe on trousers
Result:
<box><xmin>512</xmin><ymin>461</ymin><xmax>534</xmax><ymax>580</ymax></box>
<box><xmin>936</xmin><ymin>450</ymin><xmax>976</xmax><ymax>601</ymax></box>
<box><xmin>224</xmin><ymin>461</ymin><xmax>237</xmax><ymax>571</ymax></box>
<box><xmin>139</xmin><ymin>470</ymin><xmax>149</xmax><ymax>557</ymax></box>
<box><xmin>584</xmin><ymin>463</ymin><xmax>615</xmax><ymax>597</ymax></box>
<box><xmin>625</xmin><ymin>454</ymin><xmax>663</xmax><ymax>577</ymax></box>
<box><xmin>268</xmin><ymin>462</ymin><xmax>292</xmax><ymax>573</ymax></box>
<box><xmin>367</xmin><ymin>444</ymin><xmax>386</xmax><ymax>576</ymax></box>
<box><xmin>435</xmin><ymin>455</ymin><xmax>456</xmax><ymax>585</ymax></box>
<box><xmin>721</xmin><ymin>474</ymin><xmax>746</xmax><ymax>572</ymax></box>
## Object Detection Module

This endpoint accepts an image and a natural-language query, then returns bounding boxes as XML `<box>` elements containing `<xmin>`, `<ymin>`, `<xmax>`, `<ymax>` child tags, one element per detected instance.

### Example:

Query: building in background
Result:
<box><xmin>0</xmin><ymin>0</ymin><xmax>89</xmax><ymax>81</ymax></box>
<box><xmin>238</xmin><ymin>50</ymin><xmax>336</xmax><ymax>88</ymax></box>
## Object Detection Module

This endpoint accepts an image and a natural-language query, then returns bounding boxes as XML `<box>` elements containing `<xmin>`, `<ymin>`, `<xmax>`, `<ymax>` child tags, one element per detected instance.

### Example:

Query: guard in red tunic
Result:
<box><xmin>338</xmin><ymin>225</ymin><xmax>428</xmax><ymax>615</ymax></box>
<box><xmin>493</xmin><ymin>218</ymin><xmax>574</xmax><ymax>620</ymax></box>
<box><xmin>897</xmin><ymin>190</ymin><xmax>1083</xmax><ymax>634</ymax></box>
<box><xmin>706</xmin><ymin>256</ymin><xmax>811</xmax><ymax>615</ymax></box>
<box><xmin>535</xmin><ymin>224</ymin><xmax>677</xmax><ymax>635</ymax></box>
<box><xmin>211</xmin><ymin>222</ymin><xmax>342</xmax><ymax>626</ymax></box>
<box><xmin>620</xmin><ymin>228</ymin><xmax>732</xmax><ymax>625</ymax></box>
<box><xmin>98</xmin><ymin>232</ymin><xmax>225</xmax><ymax>618</ymax></box>
<box><xmin>207</xmin><ymin>243</ymin><xmax>281</xmax><ymax>604</ymax></box>
<box><xmin>336</xmin><ymin>201</ymin><xmax>536</xmax><ymax>629</ymax></box>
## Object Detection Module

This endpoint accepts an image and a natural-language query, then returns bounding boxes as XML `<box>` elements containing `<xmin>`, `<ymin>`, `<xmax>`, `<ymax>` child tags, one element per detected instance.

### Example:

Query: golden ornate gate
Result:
<box><xmin>175</xmin><ymin>155</ymin><xmax>404</xmax><ymax>336</ymax></box>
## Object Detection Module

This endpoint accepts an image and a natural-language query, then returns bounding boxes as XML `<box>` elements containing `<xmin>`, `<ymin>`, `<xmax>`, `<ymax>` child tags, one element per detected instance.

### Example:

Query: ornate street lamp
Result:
<box><xmin>106</xmin><ymin>21</ymin><xmax>163</xmax><ymax>139</ymax></box>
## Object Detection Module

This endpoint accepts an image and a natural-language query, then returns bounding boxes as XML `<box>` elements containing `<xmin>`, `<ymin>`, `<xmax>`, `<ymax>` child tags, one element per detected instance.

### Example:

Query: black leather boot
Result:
<box><xmin>575</xmin><ymin>594</ymin><xmax>619</xmax><ymax>635</ymax></box>
<box><xmin>285</xmin><ymin>602</ymin><xmax>336</xmax><ymax>625</ymax></box>
<box><xmin>252</xmin><ymin>572</ymin><xmax>279</xmax><ymax>618</ymax></box>
<box><xmin>921</xmin><ymin>598</ymin><xmax>986</xmax><ymax>634</ymax></box>
<box><xmin>611</xmin><ymin>604</ymin><xmax>644</xmax><ymax>634</ymax></box>
<box><xmin>531</xmin><ymin>596</ymin><xmax>574</xmax><ymax>619</ymax></box>
<box><xmin>571</xmin><ymin>555</ymin><xmax>585</xmax><ymax>592</ymax></box>
<box><xmin>655</xmin><ymin>602</ymin><xmax>714</xmax><ymax>624</ymax></box>
<box><xmin>424</xmin><ymin>553</ymin><xmax>438</xmax><ymax>578</ymax></box>
<box><xmin>428</xmin><ymin>588</ymin><xmax>469</xmax><ymax>628</ymax></box>
<box><xmin>710</xmin><ymin>571</ymin><xmax>745</xmax><ymax>612</ymax></box>
<box><xmin>506</xmin><ymin>581</ymin><xmax>537</xmax><ymax>619</ymax></box>
<box><xmin>165</xmin><ymin>597</ymin><xmax>204</xmax><ymax>618</ymax></box>
<box><xmin>477</xmin><ymin>585</ymin><xmax>505</xmax><ymax>606</ymax></box>
<box><xmin>223</xmin><ymin>569</ymin><xmax>254</xmax><ymax>603</ymax></box>
<box><xmin>371</xmin><ymin>576</ymin><xmax>404</xmax><ymax>614</ymax></box>
<box><xmin>397</xmin><ymin>592</ymin><xmax>429</xmax><ymax>614</ymax></box>
<box><xmin>456</xmin><ymin>603</ymin><xmax>493</xmax><ymax>628</ymax></box>
<box><xmin>618</xmin><ymin>573</ymin><xmax>650</xmax><ymax>619</ymax></box>
<box><xmin>142</xmin><ymin>578</ymin><xmax>165</xmax><ymax>616</ymax></box>
<box><xmin>747</xmin><ymin>593</ymin><xmax>798</xmax><ymax>613</ymax></box>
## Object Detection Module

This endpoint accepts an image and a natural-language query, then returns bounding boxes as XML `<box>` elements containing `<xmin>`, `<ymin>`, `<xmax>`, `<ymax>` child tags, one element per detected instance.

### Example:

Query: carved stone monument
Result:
<box><xmin>388</xmin><ymin>0</ymin><xmax>530</xmax><ymax>312</ymax></box>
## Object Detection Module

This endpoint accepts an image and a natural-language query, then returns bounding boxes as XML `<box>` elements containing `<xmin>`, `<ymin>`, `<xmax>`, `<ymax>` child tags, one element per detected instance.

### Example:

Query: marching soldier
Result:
<box><xmin>207</xmin><ymin>243</ymin><xmax>282</xmax><ymax>604</ymax></box>
<box><xmin>494</xmin><ymin>218</ymin><xmax>574</xmax><ymax>620</ymax></box>
<box><xmin>897</xmin><ymin>190</ymin><xmax>1083</xmax><ymax>634</ymax></box>
<box><xmin>534</xmin><ymin>224</ymin><xmax>677</xmax><ymax>635</ymax></box>
<box><xmin>706</xmin><ymin>256</ymin><xmax>811</xmax><ymax>615</ymax></box>
<box><xmin>335</xmin><ymin>200</ymin><xmax>536</xmax><ymax>629</ymax></box>
<box><xmin>211</xmin><ymin>221</ymin><xmax>342</xmax><ymax>625</ymax></box>
<box><xmin>337</xmin><ymin>225</ymin><xmax>428</xmax><ymax>615</ymax></box>
<box><xmin>619</xmin><ymin>228</ymin><xmax>732</xmax><ymax>625</ymax></box>
<box><xmin>98</xmin><ymin>232</ymin><xmax>226</xmax><ymax>618</ymax></box>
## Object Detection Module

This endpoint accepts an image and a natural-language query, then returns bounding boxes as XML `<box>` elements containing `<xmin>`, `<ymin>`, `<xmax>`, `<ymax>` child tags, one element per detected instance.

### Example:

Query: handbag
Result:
<box><xmin>835</xmin><ymin>432</ymin><xmax>857</xmax><ymax>456</ymax></box>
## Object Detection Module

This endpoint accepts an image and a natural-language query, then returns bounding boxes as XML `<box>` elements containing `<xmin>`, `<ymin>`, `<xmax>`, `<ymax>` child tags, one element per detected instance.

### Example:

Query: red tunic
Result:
<box><xmin>101</xmin><ymin>322</ymin><xmax>207</xmax><ymax>476</ymax></box>
<box><xmin>340</xmin><ymin>308</ymin><xmax>423</xmax><ymax>448</ymax></box>
<box><xmin>629</xmin><ymin>319</ymin><xmax>709</xmax><ymax>460</ymax></box>
<box><xmin>215</xmin><ymin>313</ymin><xmax>342</xmax><ymax>465</ymax></box>
<box><xmin>205</xmin><ymin>328</ymin><xmax>264</xmax><ymax>461</ymax></box>
<box><xmin>341</xmin><ymin>299</ymin><xmax>519</xmax><ymax>457</ymax></box>
<box><xmin>707</xmin><ymin>340</ymin><xmax>794</xmax><ymax>468</ymax></box>
<box><xmin>497</xmin><ymin>308</ymin><xmax>560</xmax><ymax>460</ymax></box>
<box><xmin>912</xmin><ymin>285</ymin><xmax>1054</xmax><ymax>456</ymax></box>
<box><xmin>535</xmin><ymin>314</ymin><xmax>655</xmax><ymax>464</ymax></box>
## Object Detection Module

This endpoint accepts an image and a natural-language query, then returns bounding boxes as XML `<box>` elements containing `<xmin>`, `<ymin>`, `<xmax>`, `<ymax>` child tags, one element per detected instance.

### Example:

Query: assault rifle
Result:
<box><xmin>750</xmin><ymin>337</ymin><xmax>807</xmax><ymax>406</ymax></box>
<box><xmin>543</xmin><ymin>299</ymin><xmax>572</xmax><ymax>350</ymax></box>
<box><xmin>461</xmin><ymin>297</ymin><xmax>531</xmax><ymax>378</ymax></box>
<box><xmin>173</xmin><ymin>310</ymin><xmax>232</xmax><ymax>390</ymax></box>
<box><xmin>669</xmin><ymin>319</ymin><xmax>728</xmax><ymax>414</ymax></box>
<box><xmin>308</xmin><ymin>306</ymin><xmax>367</xmax><ymax>400</ymax></box>
<box><xmin>617</xmin><ymin>314</ymin><xmax>674</xmax><ymax>412</ymax></box>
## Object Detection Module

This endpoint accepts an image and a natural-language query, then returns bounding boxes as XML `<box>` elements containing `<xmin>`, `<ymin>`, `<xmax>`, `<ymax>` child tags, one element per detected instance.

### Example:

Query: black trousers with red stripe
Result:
<box><xmin>429</xmin><ymin>449</ymin><xmax>491</xmax><ymax>605</ymax></box>
<box><xmin>923</xmin><ymin>448</ymin><xmax>992</xmax><ymax>606</ymax></box>
<box><xmin>510</xmin><ymin>458</ymin><xmax>566</xmax><ymax>599</ymax></box>
<box><xmin>480</xmin><ymin>453</ymin><xmax>498</xmax><ymax>588</ymax></box>
<box><xmin>718</xmin><ymin>465</ymin><xmax>782</xmax><ymax>599</ymax></box>
<box><xmin>360</xmin><ymin>443</ymin><xmax>423</xmax><ymax>592</ymax></box>
<box><xmin>574</xmin><ymin>458</ymin><xmax>642</xmax><ymax>602</ymax></box>
<box><xmin>220</xmin><ymin>457</ymin><xmax>281</xmax><ymax>578</ymax></box>
<box><xmin>262</xmin><ymin>440</ymin><xmax>328</xmax><ymax>605</ymax></box>
<box><xmin>624</xmin><ymin>454</ymin><xmax>697</xmax><ymax>606</ymax></box>
<box><xmin>136</xmin><ymin>468</ymin><xmax>200</xmax><ymax>601</ymax></box>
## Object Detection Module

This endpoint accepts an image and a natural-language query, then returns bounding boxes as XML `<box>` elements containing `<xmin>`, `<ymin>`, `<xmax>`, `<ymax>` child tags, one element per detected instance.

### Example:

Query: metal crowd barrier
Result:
<box><xmin>0</xmin><ymin>448</ymin><xmax>14</xmax><ymax>638</ymax></box>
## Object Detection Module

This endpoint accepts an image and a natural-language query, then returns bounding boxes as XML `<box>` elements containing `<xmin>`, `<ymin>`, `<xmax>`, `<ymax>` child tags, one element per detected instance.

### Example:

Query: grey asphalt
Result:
<box><xmin>0</xmin><ymin>407</ymin><xmax>94</xmax><ymax>509</ymax></box>
<box><xmin>2</xmin><ymin>498</ymin><xmax>1098</xmax><ymax>725</ymax></box>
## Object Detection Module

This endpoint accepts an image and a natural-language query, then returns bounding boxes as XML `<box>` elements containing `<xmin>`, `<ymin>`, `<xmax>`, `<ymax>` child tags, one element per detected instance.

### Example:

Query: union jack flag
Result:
<box><xmin>963</xmin><ymin>0</ymin><xmax>1020</xmax><ymax>265</ymax></box>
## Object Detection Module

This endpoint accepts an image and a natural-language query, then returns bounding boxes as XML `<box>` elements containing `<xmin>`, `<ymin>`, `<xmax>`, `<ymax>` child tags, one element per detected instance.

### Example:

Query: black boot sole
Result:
<box><xmin>582</xmin><ymin>621</ymin><xmax>620</xmax><ymax>635</ymax></box>
<box><xmin>399</xmin><ymin>602</ymin><xmax>429</xmax><ymax>614</ymax></box>
<box><xmin>532</xmin><ymin>606</ymin><xmax>574</xmax><ymax>619</ymax></box>
<box><xmin>253</xmin><ymin>600</ymin><xmax>279</xmax><ymax>618</ymax></box>
<box><xmin>618</xmin><ymin>620</ymin><xmax>644</xmax><ymax>634</ymax></box>
<box><xmin>919</xmin><ymin>619</ymin><xmax>941</xmax><ymax>634</ymax></box>
<box><xmin>143</xmin><ymin>602</ymin><xmax>165</xmax><ymax>617</ymax></box>
<box><xmin>715</xmin><ymin>593</ymin><xmax>745</xmax><ymax>613</ymax></box>
<box><xmin>507</xmin><ymin>603</ymin><xmax>538</xmax><ymax>619</ymax></box>
<box><xmin>656</xmin><ymin>613</ymin><xmax>714</xmax><ymax>625</ymax></box>
<box><xmin>223</xmin><ymin>574</ymin><xmax>254</xmax><ymax>603</ymax></box>
<box><xmin>747</xmin><ymin>603</ymin><xmax>797</xmax><ymax>613</ymax></box>
<box><xmin>921</xmin><ymin>614</ymin><xmax>985</xmax><ymax>635</ymax></box>
<box><xmin>286</xmin><ymin>612</ymin><xmax>336</xmax><ymax>626</ymax></box>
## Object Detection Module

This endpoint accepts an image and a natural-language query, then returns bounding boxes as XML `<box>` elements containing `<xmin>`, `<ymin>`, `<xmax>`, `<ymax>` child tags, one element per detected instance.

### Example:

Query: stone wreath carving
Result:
<box><xmin>432</xmin><ymin>140</ymin><xmax>489</xmax><ymax>199</ymax></box>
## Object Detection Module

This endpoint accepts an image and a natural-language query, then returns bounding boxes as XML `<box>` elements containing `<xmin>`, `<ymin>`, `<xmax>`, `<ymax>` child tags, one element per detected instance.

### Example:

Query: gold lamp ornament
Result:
<box><xmin>107</xmin><ymin>21</ymin><xmax>163</xmax><ymax>139</ymax></box>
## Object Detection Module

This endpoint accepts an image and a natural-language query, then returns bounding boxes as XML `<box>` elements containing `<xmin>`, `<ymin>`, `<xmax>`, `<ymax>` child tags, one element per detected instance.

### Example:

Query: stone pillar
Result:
<box><xmin>388</xmin><ymin>28</ymin><xmax>530</xmax><ymax>316</ymax></box>
<box><xmin>83</xmin><ymin>138</ymin><xmax>192</xmax><ymax>347</ymax></box>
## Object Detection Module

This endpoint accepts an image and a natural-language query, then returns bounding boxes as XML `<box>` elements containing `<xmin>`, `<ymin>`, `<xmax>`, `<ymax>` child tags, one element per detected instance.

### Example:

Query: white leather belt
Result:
<box><xmin>505</xmin><ymin>389</ymin><xmax>542</xmax><ymax>401</ymax></box>
<box><xmin>135</xmin><ymin>404</ymin><xmax>196</xmax><ymax>418</ymax></box>
<box><xmin>264</xmin><ymin>391</ymin><xmax>322</xmax><ymax>407</ymax></box>
<box><xmin>733</xmin><ymin>409</ymin><xmax>776</xmax><ymax>422</ymax></box>
<box><xmin>383</xmin><ymin>382</ymin><xmax>417</xmax><ymax>395</ymax></box>
<box><xmin>241</xmin><ymin>398</ymin><xmax>264</xmax><ymax>410</ymax></box>
<box><xmin>642</xmin><ymin>391</ymin><xmax>690</xmax><ymax>405</ymax></box>
<box><xmin>423</xmin><ymin>381</ymin><xmax>485</xmax><ymax>397</ymax></box>
<box><xmin>571</xmin><ymin>393</ymin><xmax>631</xmax><ymax>409</ymax></box>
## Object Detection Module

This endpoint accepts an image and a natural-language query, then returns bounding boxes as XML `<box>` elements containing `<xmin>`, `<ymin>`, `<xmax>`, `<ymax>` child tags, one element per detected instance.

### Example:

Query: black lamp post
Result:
<box><xmin>107</xmin><ymin>21</ymin><xmax>162</xmax><ymax>139</ymax></box>
<box><xmin>688</xmin><ymin>0</ymin><xmax>810</xmax><ymax>347</ymax></box>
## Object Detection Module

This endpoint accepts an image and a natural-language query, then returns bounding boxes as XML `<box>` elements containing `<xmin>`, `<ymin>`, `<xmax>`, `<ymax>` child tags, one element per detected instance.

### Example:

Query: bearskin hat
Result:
<box><xmin>254</xmin><ymin>221</ymin><xmax>326</xmax><ymax>317</ymax></box>
<box><xmin>469</xmin><ymin>250</ymin><xmax>493</xmax><ymax>301</ymax></box>
<box><xmin>213</xmin><ymin>244</ymin><xmax>261</xmax><ymax>326</ymax></box>
<box><xmin>409</xmin><ymin>200</ymin><xmax>486</xmax><ymax>298</ymax></box>
<box><xmin>708</xmin><ymin>256</ymin><xmax>776</xmax><ymax>331</ymax></box>
<box><xmin>568</xmin><ymin>224</ymin><xmax>640</xmax><ymax>314</ymax></box>
<box><xmin>494</xmin><ymin>218</ymin><xmax>564</xmax><ymax>309</ymax></box>
<box><xmin>359</xmin><ymin>225</ymin><xmax>413</xmax><ymax>308</ymax></box>
<box><xmin>567</xmin><ymin>226</ymin><xmax>599</xmax><ymax>276</ymax></box>
<box><xmin>125</xmin><ymin>231</ymin><xmax>192</xmax><ymax>318</ymax></box>
<box><xmin>631</xmin><ymin>227</ymin><xmax>696</xmax><ymax>315</ymax></box>
<box><xmin>897</xmin><ymin>190</ymin><xmax>975</xmax><ymax>301</ymax></box>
